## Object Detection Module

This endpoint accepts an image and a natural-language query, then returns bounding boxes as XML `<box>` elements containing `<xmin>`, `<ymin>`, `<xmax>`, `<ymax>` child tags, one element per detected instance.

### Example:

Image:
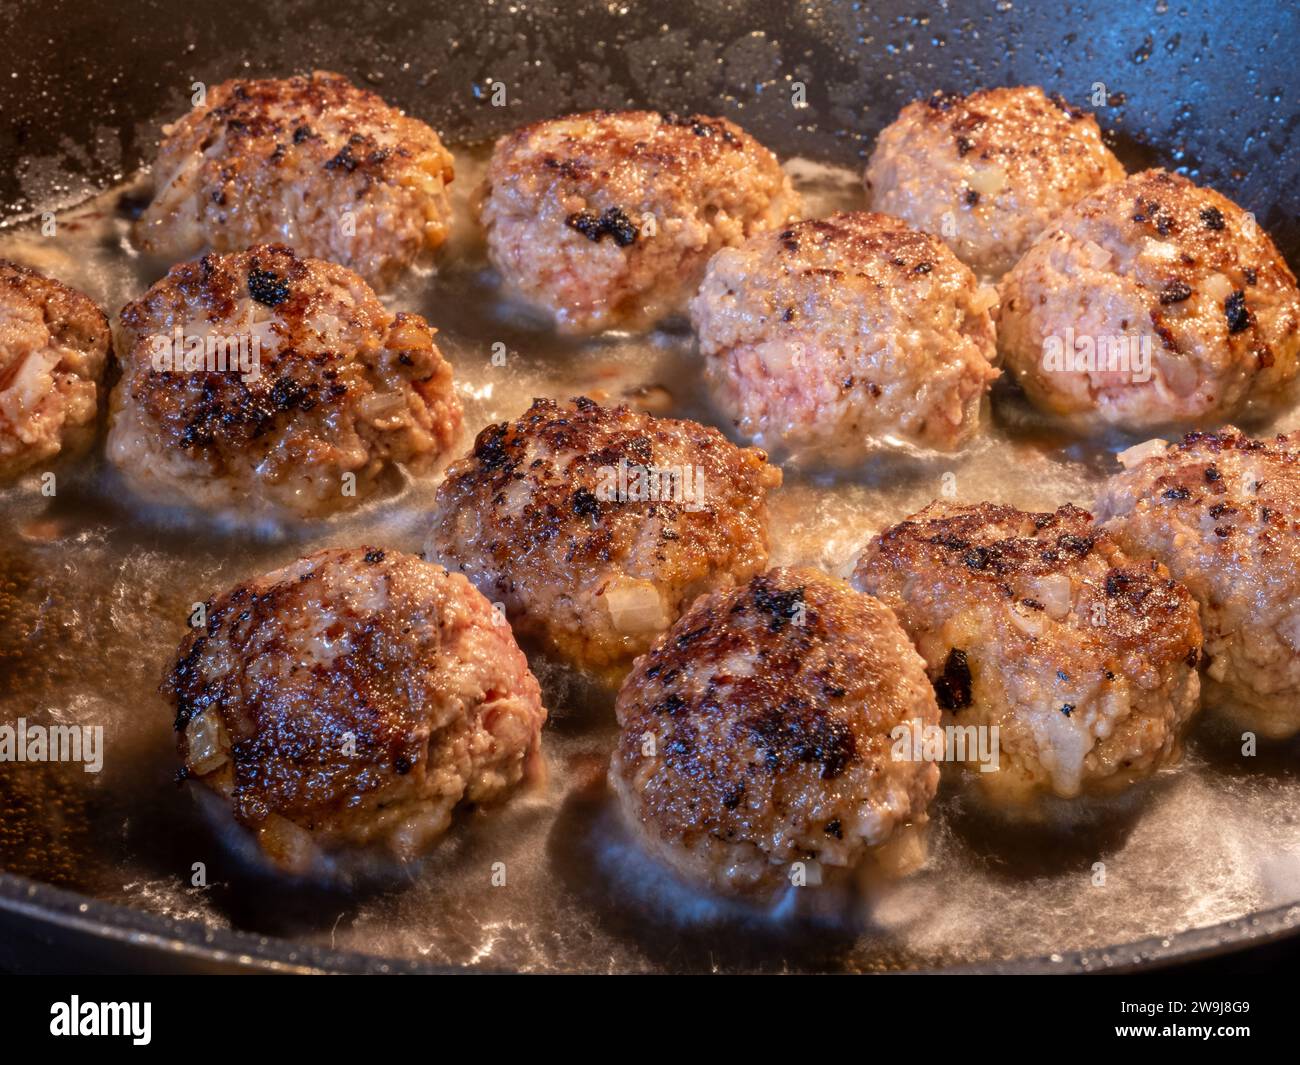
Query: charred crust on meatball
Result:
<box><xmin>1225</xmin><ymin>289</ymin><xmax>1251</xmax><ymax>334</ymax></box>
<box><xmin>620</xmin><ymin>572</ymin><xmax>904</xmax><ymax>787</ymax></box>
<box><xmin>442</xmin><ymin>399</ymin><xmax>769</xmax><ymax>544</ymax></box>
<box><xmin>110</xmin><ymin>243</ymin><xmax>459</xmax><ymax>511</ymax></box>
<box><xmin>246</xmin><ymin>264</ymin><xmax>291</xmax><ymax>306</ymax></box>
<box><xmin>162</xmin><ymin>547</ymin><xmax>545</xmax><ymax>846</ymax></box>
<box><xmin>751</xmin><ymin>578</ymin><xmax>807</xmax><ymax>631</ymax></box>
<box><xmin>430</xmin><ymin>397</ymin><xmax>781</xmax><ymax>672</ymax></box>
<box><xmin>1109</xmin><ymin>172</ymin><xmax>1292</xmax><ymax>323</ymax></box>
<box><xmin>1121</xmin><ymin>429</ymin><xmax>1300</xmax><ymax>529</ymax></box>
<box><xmin>914</xmin><ymin>85</ymin><xmax>1097</xmax><ymax>160</ymax></box>
<box><xmin>0</xmin><ymin>258</ymin><xmax>111</xmax><ymax>353</ymax></box>
<box><xmin>866</xmin><ymin>501</ymin><xmax>1199</xmax><ymax>653</ymax></box>
<box><xmin>933</xmin><ymin>648</ymin><xmax>973</xmax><ymax>710</ymax></box>
<box><xmin>0</xmin><ymin>259</ymin><xmax>113</xmax><ymax>481</ymax></box>
<box><xmin>169</xmin><ymin>72</ymin><xmax>430</xmax><ymax>187</ymax></box>
<box><xmin>658</xmin><ymin>111</ymin><xmax>742</xmax><ymax>146</ymax></box>
<box><xmin>768</xmin><ymin>212</ymin><xmax>964</xmax><ymax>280</ymax></box>
<box><xmin>133</xmin><ymin>72</ymin><xmax>454</xmax><ymax>288</ymax></box>
<box><xmin>748</xmin><ymin>699</ymin><xmax>858</xmax><ymax>779</ymax></box>
<box><xmin>925</xmin><ymin>89</ymin><xmax>963</xmax><ymax>112</ymax></box>
<box><xmin>1047</xmin><ymin>91</ymin><xmax>1087</xmax><ymax>120</ymax></box>
<box><xmin>496</xmin><ymin>109</ymin><xmax>772</xmax><ymax>177</ymax></box>
<box><xmin>611</xmin><ymin>567</ymin><xmax>940</xmax><ymax>890</ymax></box>
<box><xmin>564</xmin><ymin>206</ymin><xmax>639</xmax><ymax>246</ymax></box>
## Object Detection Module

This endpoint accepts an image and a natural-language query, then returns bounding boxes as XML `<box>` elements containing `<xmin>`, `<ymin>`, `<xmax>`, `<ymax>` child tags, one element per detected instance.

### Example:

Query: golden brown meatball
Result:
<box><xmin>998</xmin><ymin>169</ymin><xmax>1300</xmax><ymax>430</ymax></box>
<box><xmin>426</xmin><ymin>397</ymin><xmax>781</xmax><ymax>680</ymax></box>
<box><xmin>135</xmin><ymin>71</ymin><xmax>455</xmax><ymax>289</ymax></box>
<box><xmin>164</xmin><ymin>547</ymin><xmax>546</xmax><ymax>875</ymax></box>
<box><xmin>1095</xmin><ymin>428</ymin><xmax>1300</xmax><ymax>739</ymax></box>
<box><xmin>854</xmin><ymin>502</ymin><xmax>1203</xmax><ymax>809</ymax></box>
<box><xmin>865</xmin><ymin>86</ymin><xmax>1125</xmax><ymax>278</ymax></box>
<box><xmin>107</xmin><ymin>244</ymin><xmax>461</xmax><ymax>520</ymax></box>
<box><xmin>690</xmin><ymin>211</ymin><xmax>1000</xmax><ymax>461</ymax></box>
<box><xmin>481</xmin><ymin>110</ymin><xmax>800</xmax><ymax>334</ymax></box>
<box><xmin>610</xmin><ymin>567</ymin><xmax>940</xmax><ymax>899</ymax></box>
<box><xmin>0</xmin><ymin>260</ymin><xmax>110</xmax><ymax>483</ymax></box>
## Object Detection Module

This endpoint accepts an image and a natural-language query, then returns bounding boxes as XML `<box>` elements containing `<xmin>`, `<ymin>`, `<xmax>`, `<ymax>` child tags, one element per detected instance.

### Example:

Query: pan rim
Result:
<box><xmin>2</xmin><ymin>869</ymin><xmax>1297</xmax><ymax>974</ymax></box>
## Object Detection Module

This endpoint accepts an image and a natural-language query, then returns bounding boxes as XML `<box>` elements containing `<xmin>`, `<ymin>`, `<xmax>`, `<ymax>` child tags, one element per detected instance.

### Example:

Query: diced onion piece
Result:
<box><xmin>249</xmin><ymin>319</ymin><xmax>279</xmax><ymax>355</ymax></box>
<box><xmin>358</xmin><ymin>390</ymin><xmax>408</xmax><ymax>421</ymax></box>
<box><xmin>967</xmin><ymin>164</ymin><xmax>1008</xmax><ymax>196</ymax></box>
<box><xmin>1142</xmin><ymin>237</ymin><xmax>1178</xmax><ymax>261</ymax></box>
<box><xmin>603</xmin><ymin>577</ymin><xmax>668</xmax><ymax>635</ymax></box>
<box><xmin>757</xmin><ymin>339</ymin><xmax>803</xmax><ymax>375</ymax></box>
<box><xmin>1156</xmin><ymin>350</ymin><xmax>1199</xmax><ymax>397</ymax></box>
<box><xmin>1117</xmin><ymin>437</ymin><xmax>1168</xmax><ymax>469</ymax></box>
<box><xmin>1029</xmin><ymin>703</ymin><xmax>1091</xmax><ymax>797</ymax></box>
<box><xmin>1032</xmin><ymin>572</ymin><xmax>1073</xmax><ymax>620</ymax></box>
<box><xmin>388</xmin><ymin>316</ymin><xmax>433</xmax><ymax>348</ymax></box>
<box><xmin>186</xmin><ymin>712</ymin><xmax>228</xmax><ymax>775</ymax></box>
<box><xmin>4</xmin><ymin>351</ymin><xmax>58</xmax><ymax>416</ymax></box>
<box><xmin>971</xmin><ymin>285</ymin><xmax>1000</xmax><ymax>314</ymax></box>
<box><xmin>1202</xmin><ymin>272</ymin><xmax>1234</xmax><ymax>303</ymax></box>
<box><xmin>870</xmin><ymin>822</ymin><xmax>928</xmax><ymax>877</ymax></box>
<box><xmin>1009</xmin><ymin>602</ymin><xmax>1045</xmax><ymax>638</ymax></box>
<box><xmin>258</xmin><ymin>815</ymin><xmax>317</xmax><ymax>875</ymax></box>
<box><xmin>306</xmin><ymin>312</ymin><xmax>344</xmax><ymax>336</ymax></box>
<box><xmin>1097</xmin><ymin>687</ymin><xmax>1132</xmax><ymax>740</ymax></box>
<box><xmin>1080</xmin><ymin>239</ymin><xmax>1113</xmax><ymax>270</ymax></box>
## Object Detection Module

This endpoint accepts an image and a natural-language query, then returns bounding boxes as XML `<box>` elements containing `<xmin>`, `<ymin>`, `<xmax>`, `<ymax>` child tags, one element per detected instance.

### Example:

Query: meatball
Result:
<box><xmin>134</xmin><ymin>71</ymin><xmax>455</xmax><ymax>289</ymax></box>
<box><xmin>163</xmin><ymin>547</ymin><xmax>546</xmax><ymax>874</ymax></box>
<box><xmin>610</xmin><ymin>567</ymin><xmax>940</xmax><ymax>898</ymax></box>
<box><xmin>854</xmin><ymin>502</ymin><xmax>1202</xmax><ymax>808</ymax></box>
<box><xmin>1095</xmin><ymin>428</ymin><xmax>1300</xmax><ymax>739</ymax></box>
<box><xmin>480</xmin><ymin>110</ymin><xmax>800</xmax><ymax>334</ymax></box>
<box><xmin>0</xmin><ymin>260</ymin><xmax>110</xmax><ymax>483</ymax></box>
<box><xmin>690</xmin><ymin>211</ymin><xmax>1000</xmax><ymax>461</ymax></box>
<box><xmin>865</xmin><ymin>86</ymin><xmax>1124</xmax><ymax>278</ymax></box>
<box><xmin>426</xmin><ymin>396</ymin><xmax>782</xmax><ymax>680</ymax></box>
<box><xmin>107</xmin><ymin>244</ymin><xmax>461</xmax><ymax>520</ymax></box>
<box><xmin>998</xmin><ymin>169</ymin><xmax>1300</xmax><ymax>430</ymax></box>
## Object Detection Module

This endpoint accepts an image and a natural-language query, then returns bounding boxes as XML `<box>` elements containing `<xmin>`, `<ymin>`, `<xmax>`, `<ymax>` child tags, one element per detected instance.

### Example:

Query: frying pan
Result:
<box><xmin>1</xmin><ymin>0</ymin><xmax>1298</xmax><ymax>974</ymax></box>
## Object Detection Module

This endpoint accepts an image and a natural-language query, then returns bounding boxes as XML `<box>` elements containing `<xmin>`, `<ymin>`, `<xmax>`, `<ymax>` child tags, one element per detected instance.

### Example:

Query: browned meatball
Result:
<box><xmin>998</xmin><ymin>169</ymin><xmax>1300</xmax><ymax>430</ymax></box>
<box><xmin>426</xmin><ymin>397</ymin><xmax>781</xmax><ymax>680</ymax></box>
<box><xmin>854</xmin><ymin>502</ymin><xmax>1203</xmax><ymax>809</ymax></box>
<box><xmin>0</xmin><ymin>260</ymin><xmax>110</xmax><ymax>483</ymax></box>
<box><xmin>610</xmin><ymin>567</ymin><xmax>940</xmax><ymax>899</ymax></box>
<box><xmin>1095</xmin><ymin>428</ymin><xmax>1300</xmax><ymax>739</ymax></box>
<box><xmin>135</xmin><ymin>71</ymin><xmax>455</xmax><ymax>289</ymax></box>
<box><xmin>481</xmin><ymin>110</ymin><xmax>800</xmax><ymax>334</ymax></box>
<box><xmin>690</xmin><ymin>211</ymin><xmax>1000</xmax><ymax>461</ymax></box>
<box><xmin>164</xmin><ymin>547</ymin><xmax>546</xmax><ymax>875</ymax></box>
<box><xmin>107</xmin><ymin>244</ymin><xmax>461</xmax><ymax>520</ymax></box>
<box><xmin>865</xmin><ymin>86</ymin><xmax>1125</xmax><ymax>278</ymax></box>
